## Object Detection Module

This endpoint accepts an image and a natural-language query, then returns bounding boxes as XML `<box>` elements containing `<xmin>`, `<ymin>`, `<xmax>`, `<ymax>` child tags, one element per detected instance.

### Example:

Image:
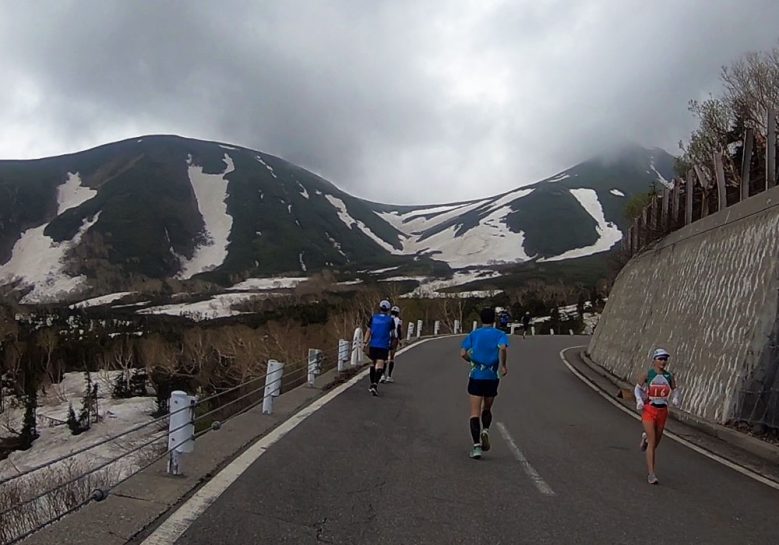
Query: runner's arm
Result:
<box><xmin>499</xmin><ymin>344</ymin><xmax>508</xmax><ymax>376</ymax></box>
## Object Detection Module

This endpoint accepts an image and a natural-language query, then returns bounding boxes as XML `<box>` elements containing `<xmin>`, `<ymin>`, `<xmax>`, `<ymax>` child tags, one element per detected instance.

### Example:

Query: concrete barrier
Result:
<box><xmin>589</xmin><ymin>185</ymin><xmax>779</xmax><ymax>427</ymax></box>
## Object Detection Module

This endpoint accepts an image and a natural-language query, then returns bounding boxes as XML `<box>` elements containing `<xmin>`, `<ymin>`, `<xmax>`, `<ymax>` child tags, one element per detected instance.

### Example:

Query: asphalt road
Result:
<box><xmin>170</xmin><ymin>336</ymin><xmax>779</xmax><ymax>544</ymax></box>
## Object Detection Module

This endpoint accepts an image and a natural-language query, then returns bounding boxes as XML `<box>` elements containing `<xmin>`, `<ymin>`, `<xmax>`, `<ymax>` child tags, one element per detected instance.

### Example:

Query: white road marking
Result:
<box><xmin>496</xmin><ymin>422</ymin><xmax>555</xmax><ymax>496</ymax></box>
<box><xmin>560</xmin><ymin>346</ymin><xmax>779</xmax><ymax>492</ymax></box>
<box><xmin>141</xmin><ymin>339</ymin><xmax>436</xmax><ymax>545</ymax></box>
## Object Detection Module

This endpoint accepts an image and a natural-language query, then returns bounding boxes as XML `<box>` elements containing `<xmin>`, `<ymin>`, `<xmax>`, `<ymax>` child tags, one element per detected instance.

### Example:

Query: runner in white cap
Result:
<box><xmin>634</xmin><ymin>348</ymin><xmax>677</xmax><ymax>484</ymax></box>
<box><xmin>363</xmin><ymin>299</ymin><xmax>395</xmax><ymax>396</ymax></box>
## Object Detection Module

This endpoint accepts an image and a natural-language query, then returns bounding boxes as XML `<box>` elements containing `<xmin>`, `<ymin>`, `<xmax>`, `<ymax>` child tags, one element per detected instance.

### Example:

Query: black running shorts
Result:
<box><xmin>468</xmin><ymin>378</ymin><xmax>499</xmax><ymax>397</ymax></box>
<box><xmin>369</xmin><ymin>347</ymin><xmax>390</xmax><ymax>362</ymax></box>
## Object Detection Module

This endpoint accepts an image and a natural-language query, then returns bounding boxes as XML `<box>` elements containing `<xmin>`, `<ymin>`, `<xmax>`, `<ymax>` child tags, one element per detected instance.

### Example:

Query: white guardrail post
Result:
<box><xmin>472</xmin><ymin>320</ymin><xmax>478</xmax><ymax>332</ymax></box>
<box><xmin>434</xmin><ymin>320</ymin><xmax>440</xmax><ymax>336</ymax></box>
<box><xmin>531</xmin><ymin>326</ymin><xmax>536</xmax><ymax>336</ymax></box>
<box><xmin>416</xmin><ymin>320</ymin><xmax>422</xmax><ymax>338</ymax></box>
<box><xmin>167</xmin><ymin>390</ymin><xmax>195</xmax><ymax>476</ymax></box>
<box><xmin>510</xmin><ymin>324</ymin><xmax>518</xmax><ymax>335</ymax></box>
<box><xmin>351</xmin><ymin>327</ymin><xmax>364</xmax><ymax>367</ymax></box>
<box><xmin>307</xmin><ymin>349</ymin><xmax>323</xmax><ymax>387</ymax></box>
<box><xmin>454</xmin><ymin>319</ymin><xmax>460</xmax><ymax>334</ymax></box>
<box><xmin>569</xmin><ymin>329</ymin><xmax>574</xmax><ymax>336</ymax></box>
<box><xmin>262</xmin><ymin>359</ymin><xmax>284</xmax><ymax>415</ymax></box>
<box><xmin>407</xmin><ymin>322</ymin><xmax>414</xmax><ymax>339</ymax></box>
<box><xmin>550</xmin><ymin>328</ymin><xmax>555</xmax><ymax>336</ymax></box>
<box><xmin>338</xmin><ymin>339</ymin><xmax>350</xmax><ymax>372</ymax></box>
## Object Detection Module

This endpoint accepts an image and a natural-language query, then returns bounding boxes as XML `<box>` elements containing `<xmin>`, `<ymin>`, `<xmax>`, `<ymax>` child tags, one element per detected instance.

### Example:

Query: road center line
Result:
<box><xmin>140</xmin><ymin>338</ymin><xmax>436</xmax><ymax>545</ymax></box>
<box><xmin>559</xmin><ymin>346</ymin><xmax>779</xmax><ymax>492</ymax></box>
<box><xmin>496</xmin><ymin>422</ymin><xmax>555</xmax><ymax>496</ymax></box>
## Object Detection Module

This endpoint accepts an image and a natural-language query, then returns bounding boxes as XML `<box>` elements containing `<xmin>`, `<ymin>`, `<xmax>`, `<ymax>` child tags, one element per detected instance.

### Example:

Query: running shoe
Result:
<box><xmin>384</xmin><ymin>375</ymin><xmax>395</xmax><ymax>383</ymax></box>
<box><xmin>469</xmin><ymin>445</ymin><xmax>483</xmax><ymax>459</ymax></box>
<box><xmin>379</xmin><ymin>375</ymin><xmax>387</xmax><ymax>383</ymax></box>
<box><xmin>640</xmin><ymin>432</ymin><xmax>648</xmax><ymax>451</ymax></box>
<box><xmin>648</xmin><ymin>473</ymin><xmax>659</xmax><ymax>485</ymax></box>
<box><xmin>369</xmin><ymin>385</ymin><xmax>378</xmax><ymax>396</ymax></box>
<box><xmin>480</xmin><ymin>429</ymin><xmax>491</xmax><ymax>452</ymax></box>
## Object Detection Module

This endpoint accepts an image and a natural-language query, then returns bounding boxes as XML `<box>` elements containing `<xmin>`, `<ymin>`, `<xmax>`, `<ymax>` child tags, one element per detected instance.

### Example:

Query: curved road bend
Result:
<box><xmin>148</xmin><ymin>336</ymin><xmax>779</xmax><ymax>544</ymax></box>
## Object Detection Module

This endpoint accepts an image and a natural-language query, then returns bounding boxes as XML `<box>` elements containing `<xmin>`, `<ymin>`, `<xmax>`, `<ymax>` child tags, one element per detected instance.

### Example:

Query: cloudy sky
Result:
<box><xmin>1</xmin><ymin>0</ymin><xmax>777</xmax><ymax>204</ymax></box>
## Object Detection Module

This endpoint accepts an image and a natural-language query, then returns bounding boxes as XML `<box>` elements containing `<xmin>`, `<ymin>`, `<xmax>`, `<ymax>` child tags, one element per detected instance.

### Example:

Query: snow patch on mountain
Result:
<box><xmin>70</xmin><ymin>292</ymin><xmax>135</xmax><ymax>309</ymax></box>
<box><xmin>378</xmin><ymin>199</ymin><xmax>488</xmax><ymax>235</ymax></box>
<box><xmin>0</xmin><ymin>213</ymin><xmax>101</xmax><ymax>303</ymax></box>
<box><xmin>610</xmin><ymin>189</ymin><xmax>625</xmax><ymax>197</ymax></box>
<box><xmin>650</xmin><ymin>156</ymin><xmax>672</xmax><ymax>188</ymax></box>
<box><xmin>256</xmin><ymin>155</ymin><xmax>278</xmax><ymax>179</ymax></box>
<box><xmin>545</xmin><ymin>172</ymin><xmax>571</xmax><ymax>183</ymax></box>
<box><xmin>539</xmin><ymin>189</ymin><xmax>622</xmax><ymax>262</ymax></box>
<box><xmin>298</xmin><ymin>184</ymin><xmax>310</xmax><ymax>199</ymax></box>
<box><xmin>398</xmin><ymin>190</ymin><xmax>534</xmax><ymax>268</ymax></box>
<box><xmin>325</xmin><ymin>195</ymin><xmax>401</xmax><ymax>254</ymax></box>
<box><xmin>229</xmin><ymin>276</ymin><xmax>307</xmax><ymax>291</ymax></box>
<box><xmin>57</xmin><ymin>172</ymin><xmax>96</xmax><ymax>214</ymax></box>
<box><xmin>178</xmin><ymin>154</ymin><xmax>235</xmax><ymax>279</ymax></box>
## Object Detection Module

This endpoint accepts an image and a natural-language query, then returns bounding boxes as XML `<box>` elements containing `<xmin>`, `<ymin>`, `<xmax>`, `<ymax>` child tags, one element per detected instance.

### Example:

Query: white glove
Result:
<box><xmin>634</xmin><ymin>384</ymin><xmax>646</xmax><ymax>411</ymax></box>
<box><xmin>671</xmin><ymin>389</ymin><xmax>681</xmax><ymax>407</ymax></box>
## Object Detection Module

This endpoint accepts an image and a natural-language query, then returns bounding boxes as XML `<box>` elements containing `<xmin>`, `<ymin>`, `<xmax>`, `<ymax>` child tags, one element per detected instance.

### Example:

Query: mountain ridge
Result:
<box><xmin>0</xmin><ymin>134</ymin><xmax>676</xmax><ymax>303</ymax></box>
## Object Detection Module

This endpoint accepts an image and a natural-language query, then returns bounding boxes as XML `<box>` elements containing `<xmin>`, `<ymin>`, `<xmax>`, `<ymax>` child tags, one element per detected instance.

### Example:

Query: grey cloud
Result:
<box><xmin>1</xmin><ymin>0</ymin><xmax>778</xmax><ymax>204</ymax></box>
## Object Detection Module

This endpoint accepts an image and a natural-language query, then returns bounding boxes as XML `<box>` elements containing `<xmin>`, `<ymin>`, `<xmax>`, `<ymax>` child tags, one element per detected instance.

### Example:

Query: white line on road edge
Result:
<box><xmin>496</xmin><ymin>422</ymin><xmax>555</xmax><ymax>496</ymax></box>
<box><xmin>141</xmin><ymin>338</ymin><xmax>437</xmax><ymax>545</ymax></box>
<box><xmin>559</xmin><ymin>346</ymin><xmax>779</xmax><ymax>492</ymax></box>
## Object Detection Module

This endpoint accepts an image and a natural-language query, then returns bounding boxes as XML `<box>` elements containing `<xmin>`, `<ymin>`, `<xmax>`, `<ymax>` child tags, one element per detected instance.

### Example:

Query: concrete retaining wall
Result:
<box><xmin>588</xmin><ymin>185</ymin><xmax>779</xmax><ymax>425</ymax></box>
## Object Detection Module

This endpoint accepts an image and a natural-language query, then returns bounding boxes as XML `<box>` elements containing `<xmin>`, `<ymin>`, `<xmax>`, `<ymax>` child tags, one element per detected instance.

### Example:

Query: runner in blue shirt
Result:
<box><xmin>363</xmin><ymin>299</ymin><xmax>396</xmax><ymax>396</ymax></box>
<box><xmin>460</xmin><ymin>307</ymin><xmax>509</xmax><ymax>459</ymax></box>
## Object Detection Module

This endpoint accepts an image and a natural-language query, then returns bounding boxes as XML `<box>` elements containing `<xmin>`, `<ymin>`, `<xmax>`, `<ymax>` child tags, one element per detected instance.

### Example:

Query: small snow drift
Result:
<box><xmin>57</xmin><ymin>172</ymin><xmax>96</xmax><ymax>214</ymax></box>
<box><xmin>178</xmin><ymin>154</ymin><xmax>235</xmax><ymax>279</ymax></box>
<box><xmin>610</xmin><ymin>189</ymin><xmax>626</xmax><ymax>197</ymax></box>
<box><xmin>70</xmin><ymin>291</ymin><xmax>135</xmax><ymax>309</ymax></box>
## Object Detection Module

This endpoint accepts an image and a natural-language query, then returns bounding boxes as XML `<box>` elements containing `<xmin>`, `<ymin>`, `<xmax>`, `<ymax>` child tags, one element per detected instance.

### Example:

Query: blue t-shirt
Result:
<box><xmin>368</xmin><ymin>313</ymin><xmax>395</xmax><ymax>349</ymax></box>
<box><xmin>461</xmin><ymin>327</ymin><xmax>509</xmax><ymax>380</ymax></box>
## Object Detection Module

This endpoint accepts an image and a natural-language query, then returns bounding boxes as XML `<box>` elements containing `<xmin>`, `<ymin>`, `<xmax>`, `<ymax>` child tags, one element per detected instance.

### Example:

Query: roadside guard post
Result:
<box><xmin>407</xmin><ymin>322</ymin><xmax>414</xmax><ymax>339</ymax></box>
<box><xmin>167</xmin><ymin>390</ymin><xmax>195</xmax><ymax>476</ymax></box>
<box><xmin>338</xmin><ymin>339</ymin><xmax>350</xmax><ymax>372</ymax></box>
<box><xmin>472</xmin><ymin>320</ymin><xmax>478</xmax><ymax>332</ymax></box>
<box><xmin>434</xmin><ymin>320</ymin><xmax>441</xmax><ymax>336</ymax></box>
<box><xmin>262</xmin><ymin>359</ymin><xmax>284</xmax><ymax>415</ymax></box>
<box><xmin>307</xmin><ymin>349</ymin><xmax>323</xmax><ymax>386</ymax></box>
<box><xmin>351</xmin><ymin>327</ymin><xmax>364</xmax><ymax>367</ymax></box>
<box><xmin>416</xmin><ymin>320</ymin><xmax>422</xmax><ymax>338</ymax></box>
<box><xmin>454</xmin><ymin>319</ymin><xmax>461</xmax><ymax>334</ymax></box>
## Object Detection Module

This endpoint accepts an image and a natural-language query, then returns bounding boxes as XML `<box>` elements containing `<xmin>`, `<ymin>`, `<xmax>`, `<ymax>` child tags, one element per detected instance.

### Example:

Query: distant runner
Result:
<box><xmin>522</xmin><ymin>311</ymin><xmax>531</xmax><ymax>338</ymax></box>
<box><xmin>635</xmin><ymin>348</ymin><xmax>677</xmax><ymax>484</ymax></box>
<box><xmin>363</xmin><ymin>300</ymin><xmax>395</xmax><ymax>396</ymax></box>
<box><xmin>460</xmin><ymin>307</ymin><xmax>509</xmax><ymax>459</ymax></box>
<box><xmin>381</xmin><ymin>305</ymin><xmax>403</xmax><ymax>384</ymax></box>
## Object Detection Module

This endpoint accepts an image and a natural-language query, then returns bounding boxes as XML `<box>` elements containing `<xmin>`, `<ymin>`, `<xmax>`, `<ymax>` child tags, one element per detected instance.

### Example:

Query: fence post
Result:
<box><xmin>713</xmin><ymin>151</ymin><xmax>727</xmax><ymax>211</ymax></box>
<box><xmin>262</xmin><ymin>360</ymin><xmax>283</xmax><ymax>415</ymax></box>
<box><xmin>416</xmin><ymin>320</ymin><xmax>422</xmax><ymax>338</ymax></box>
<box><xmin>531</xmin><ymin>326</ymin><xmax>535</xmax><ymax>336</ymax></box>
<box><xmin>569</xmin><ymin>329</ymin><xmax>574</xmax><ymax>335</ymax></box>
<box><xmin>168</xmin><ymin>391</ymin><xmax>195</xmax><ymax>475</ymax></box>
<box><xmin>661</xmin><ymin>188</ymin><xmax>670</xmax><ymax>230</ymax></box>
<box><xmin>454</xmin><ymin>319</ymin><xmax>461</xmax><ymax>334</ymax></box>
<box><xmin>685</xmin><ymin>170</ymin><xmax>694</xmax><ymax>225</ymax></box>
<box><xmin>407</xmin><ymin>322</ymin><xmax>414</xmax><ymax>340</ymax></box>
<box><xmin>434</xmin><ymin>320</ymin><xmax>440</xmax><ymax>336</ymax></box>
<box><xmin>351</xmin><ymin>328</ymin><xmax>364</xmax><ymax>367</ymax></box>
<box><xmin>639</xmin><ymin>207</ymin><xmax>648</xmax><ymax>246</ymax></box>
<box><xmin>671</xmin><ymin>179</ymin><xmax>681</xmax><ymax>227</ymax></box>
<box><xmin>337</xmin><ymin>339</ymin><xmax>350</xmax><ymax>372</ymax></box>
<box><xmin>550</xmin><ymin>328</ymin><xmax>555</xmax><ymax>336</ymax></box>
<box><xmin>741</xmin><ymin>128</ymin><xmax>754</xmax><ymax>200</ymax></box>
<box><xmin>694</xmin><ymin>165</ymin><xmax>711</xmax><ymax>217</ymax></box>
<box><xmin>510</xmin><ymin>324</ymin><xmax>518</xmax><ymax>335</ymax></box>
<box><xmin>631</xmin><ymin>218</ymin><xmax>639</xmax><ymax>253</ymax></box>
<box><xmin>768</xmin><ymin>108</ymin><xmax>777</xmax><ymax>189</ymax></box>
<box><xmin>472</xmin><ymin>320</ymin><xmax>478</xmax><ymax>332</ymax></box>
<box><xmin>307</xmin><ymin>349</ymin><xmax>322</xmax><ymax>387</ymax></box>
<box><xmin>649</xmin><ymin>197</ymin><xmax>658</xmax><ymax>233</ymax></box>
